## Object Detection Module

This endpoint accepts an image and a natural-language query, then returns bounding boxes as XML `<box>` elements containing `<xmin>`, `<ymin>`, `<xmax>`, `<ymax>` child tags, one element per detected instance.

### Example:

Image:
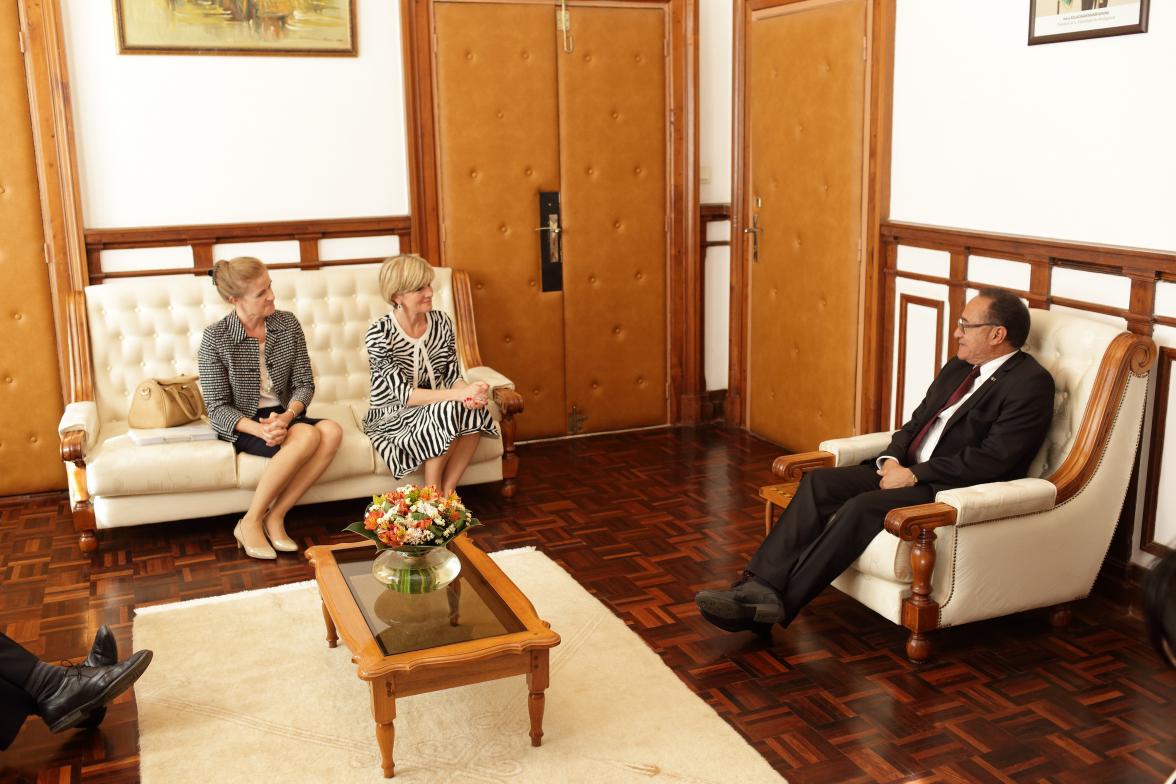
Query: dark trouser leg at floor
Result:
<box><xmin>0</xmin><ymin>632</ymin><xmax>40</xmax><ymax>750</ymax></box>
<box><xmin>746</xmin><ymin>464</ymin><xmax>934</xmax><ymax>625</ymax></box>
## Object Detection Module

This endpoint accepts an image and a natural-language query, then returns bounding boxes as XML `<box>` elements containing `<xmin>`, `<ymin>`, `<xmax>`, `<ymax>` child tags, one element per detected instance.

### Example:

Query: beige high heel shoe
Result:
<box><xmin>233</xmin><ymin>520</ymin><xmax>276</xmax><ymax>560</ymax></box>
<box><xmin>266</xmin><ymin>529</ymin><xmax>299</xmax><ymax>553</ymax></box>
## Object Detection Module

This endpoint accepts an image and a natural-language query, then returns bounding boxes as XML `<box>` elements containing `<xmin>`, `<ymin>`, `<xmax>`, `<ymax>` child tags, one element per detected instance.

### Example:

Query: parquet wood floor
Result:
<box><xmin>1</xmin><ymin>426</ymin><xmax>1173</xmax><ymax>783</ymax></box>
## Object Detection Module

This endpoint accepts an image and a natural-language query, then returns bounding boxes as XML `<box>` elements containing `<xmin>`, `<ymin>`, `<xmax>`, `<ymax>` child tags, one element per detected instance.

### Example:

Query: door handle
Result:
<box><xmin>743</xmin><ymin>213</ymin><xmax>761</xmax><ymax>262</ymax></box>
<box><xmin>535</xmin><ymin>213</ymin><xmax>561</xmax><ymax>263</ymax></box>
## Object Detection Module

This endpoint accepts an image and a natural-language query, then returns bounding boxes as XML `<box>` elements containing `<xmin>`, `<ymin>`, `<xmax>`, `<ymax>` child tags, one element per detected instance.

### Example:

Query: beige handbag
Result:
<box><xmin>128</xmin><ymin>375</ymin><xmax>206</xmax><ymax>429</ymax></box>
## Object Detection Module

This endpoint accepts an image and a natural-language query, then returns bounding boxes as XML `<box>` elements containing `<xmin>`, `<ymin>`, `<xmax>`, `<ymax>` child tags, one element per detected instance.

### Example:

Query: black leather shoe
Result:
<box><xmin>77</xmin><ymin>625</ymin><xmax>119</xmax><ymax>729</ymax></box>
<box><xmin>38</xmin><ymin>650</ymin><xmax>153</xmax><ymax>733</ymax></box>
<box><xmin>696</xmin><ymin>578</ymin><xmax>786</xmax><ymax>633</ymax></box>
<box><xmin>83</xmin><ymin>625</ymin><xmax>117</xmax><ymax>667</ymax></box>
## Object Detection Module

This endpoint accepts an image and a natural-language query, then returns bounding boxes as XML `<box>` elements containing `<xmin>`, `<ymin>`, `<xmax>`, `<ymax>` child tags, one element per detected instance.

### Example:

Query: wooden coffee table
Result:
<box><xmin>305</xmin><ymin>536</ymin><xmax>560</xmax><ymax>778</ymax></box>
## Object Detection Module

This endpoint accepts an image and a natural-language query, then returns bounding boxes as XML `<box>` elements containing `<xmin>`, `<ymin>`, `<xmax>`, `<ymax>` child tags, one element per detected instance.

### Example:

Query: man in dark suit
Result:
<box><xmin>0</xmin><ymin>627</ymin><xmax>152</xmax><ymax>750</ymax></box>
<box><xmin>697</xmin><ymin>289</ymin><xmax>1056</xmax><ymax>633</ymax></box>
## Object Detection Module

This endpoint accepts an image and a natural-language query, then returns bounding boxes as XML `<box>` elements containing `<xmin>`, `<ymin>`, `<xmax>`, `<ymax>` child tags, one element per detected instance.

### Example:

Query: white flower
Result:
<box><xmin>417</xmin><ymin>501</ymin><xmax>438</xmax><ymax>518</ymax></box>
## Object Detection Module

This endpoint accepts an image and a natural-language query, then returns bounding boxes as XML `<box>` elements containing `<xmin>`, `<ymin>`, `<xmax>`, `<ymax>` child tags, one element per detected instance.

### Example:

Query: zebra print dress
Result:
<box><xmin>362</xmin><ymin>310</ymin><xmax>498</xmax><ymax>479</ymax></box>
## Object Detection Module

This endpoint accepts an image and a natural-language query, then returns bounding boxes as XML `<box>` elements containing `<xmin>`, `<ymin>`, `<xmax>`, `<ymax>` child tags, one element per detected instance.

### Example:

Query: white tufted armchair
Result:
<box><xmin>56</xmin><ymin>265</ymin><xmax>522</xmax><ymax>553</ymax></box>
<box><xmin>759</xmin><ymin>309</ymin><xmax>1156</xmax><ymax>661</ymax></box>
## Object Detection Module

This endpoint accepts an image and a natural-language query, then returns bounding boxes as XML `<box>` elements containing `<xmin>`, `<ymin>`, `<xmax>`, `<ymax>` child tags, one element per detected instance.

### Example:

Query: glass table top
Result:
<box><xmin>336</xmin><ymin>547</ymin><xmax>525</xmax><ymax>657</ymax></box>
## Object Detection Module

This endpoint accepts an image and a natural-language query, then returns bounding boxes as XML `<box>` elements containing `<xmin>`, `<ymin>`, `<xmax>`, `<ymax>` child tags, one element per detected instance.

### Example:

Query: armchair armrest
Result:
<box><xmin>466</xmin><ymin>365</ymin><xmax>514</xmax><ymax>391</ymax></box>
<box><xmin>818</xmin><ymin>431</ymin><xmax>892</xmax><ymax>467</ymax></box>
<box><xmin>771</xmin><ymin>451</ymin><xmax>834</xmax><ymax>481</ymax></box>
<box><xmin>935</xmin><ymin>478</ymin><xmax>1057</xmax><ymax>526</ymax></box>
<box><xmin>58</xmin><ymin>401</ymin><xmax>99</xmax><ymax>460</ymax></box>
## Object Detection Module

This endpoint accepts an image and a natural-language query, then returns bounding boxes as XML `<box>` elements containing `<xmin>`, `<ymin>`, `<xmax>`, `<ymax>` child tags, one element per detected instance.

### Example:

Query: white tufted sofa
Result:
<box><xmin>762</xmin><ymin>308</ymin><xmax>1156</xmax><ymax>661</ymax></box>
<box><xmin>56</xmin><ymin>265</ymin><xmax>522</xmax><ymax>553</ymax></box>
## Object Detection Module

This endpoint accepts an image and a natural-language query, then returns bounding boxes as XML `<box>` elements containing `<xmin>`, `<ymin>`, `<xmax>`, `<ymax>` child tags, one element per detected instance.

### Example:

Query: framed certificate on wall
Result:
<box><xmin>1029</xmin><ymin>0</ymin><xmax>1149</xmax><ymax>45</ymax></box>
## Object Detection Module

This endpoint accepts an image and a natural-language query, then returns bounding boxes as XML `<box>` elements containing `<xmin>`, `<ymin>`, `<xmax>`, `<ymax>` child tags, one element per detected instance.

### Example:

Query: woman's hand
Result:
<box><xmin>258</xmin><ymin>412</ymin><xmax>289</xmax><ymax>447</ymax></box>
<box><xmin>453</xmin><ymin>380</ymin><xmax>490</xmax><ymax>410</ymax></box>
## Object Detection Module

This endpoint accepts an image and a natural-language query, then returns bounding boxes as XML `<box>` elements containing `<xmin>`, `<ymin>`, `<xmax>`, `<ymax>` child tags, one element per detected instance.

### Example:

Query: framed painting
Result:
<box><xmin>114</xmin><ymin>0</ymin><xmax>358</xmax><ymax>56</ymax></box>
<box><xmin>1029</xmin><ymin>0</ymin><xmax>1149</xmax><ymax>45</ymax></box>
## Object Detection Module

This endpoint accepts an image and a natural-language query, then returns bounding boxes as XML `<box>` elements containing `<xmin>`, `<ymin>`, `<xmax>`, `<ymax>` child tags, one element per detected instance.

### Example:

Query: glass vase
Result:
<box><xmin>371</xmin><ymin>545</ymin><xmax>461</xmax><ymax>594</ymax></box>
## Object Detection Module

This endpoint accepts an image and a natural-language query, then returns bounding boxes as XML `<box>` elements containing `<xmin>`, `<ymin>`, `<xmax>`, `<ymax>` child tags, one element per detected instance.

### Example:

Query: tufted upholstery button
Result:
<box><xmin>30</xmin><ymin>436</ymin><xmax>38</xmax><ymax>444</ymax></box>
<box><xmin>634</xmin><ymin>166</ymin><xmax>643</xmax><ymax>175</ymax></box>
<box><xmin>496</xmin><ymin>110</ymin><xmax>504</xmax><ymax>119</ymax></box>
<box><xmin>499</xmin><ymin>225</ymin><xmax>508</xmax><ymax>234</ymax></box>
<box><xmin>611</xmin><ymin>111</ymin><xmax>619</xmax><ymax>120</ymax></box>
<box><xmin>614</xmin><ymin>220</ymin><xmax>622</xmax><ymax>229</ymax></box>
<box><xmin>613</xmin><ymin>326</ymin><xmax>621</xmax><ymax>335</ymax></box>
<box><xmin>634</xmin><ymin>271</ymin><xmax>643</xmax><ymax>280</ymax></box>
<box><xmin>4</xmin><ymin>377</ymin><xmax>11</xmax><ymax>383</ymax></box>
<box><xmin>584</xmin><ymin>54</ymin><xmax>592</xmax><ymax>62</ymax></box>
<box><xmin>0</xmin><ymin>186</ymin><xmax>6</xmax><ymax>194</ymax></box>
<box><xmin>634</xmin><ymin>54</ymin><xmax>643</xmax><ymax>63</ymax></box>
<box><xmin>586</xmin><ymin>166</ymin><xmax>595</xmax><ymax>175</ymax></box>
<box><xmin>521</xmin><ymin>50</ymin><xmax>530</xmax><ymax>60</ymax></box>
<box><xmin>591</xmin><ymin>382</ymin><xmax>599</xmax><ymax>389</ymax></box>
<box><xmin>589</xmin><ymin>275</ymin><xmax>597</xmax><ymax>284</ymax></box>
<box><xmin>13</xmin><ymin>313</ymin><xmax>22</xmax><ymax>321</ymax></box>
<box><xmin>504</xmin><ymin>335</ymin><xmax>512</xmax><ymax>344</ymax></box>
<box><xmin>532</xmin><ymin>388</ymin><xmax>540</xmax><ymax>395</ymax></box>
<box><xmin>465</xmin><ymin>50</ymin><xmax>474</xmax><ymax>60</ymax></box>
<box><xmin>528</xmin><ymin>279</ymin><xmax>536</xmax><ymax>287</ymax></box>
<box><xmin>524</xmin><ymin>167</ymin><xmax>534</xmax><ymax>176</ymax></box>
<box><xmin>475</xmin><ymin>282</ymin><xmax>484</xmax><ymax>290</ymax></box>
<box><xmin>636</xmin><ymin>377</ymin><xmax>645</xmax><ymax>386</ymax></box>
<box><xmin>470</xmin><ymin>169</ymin><xmax>479</xmax><ymax>179</ymax></box>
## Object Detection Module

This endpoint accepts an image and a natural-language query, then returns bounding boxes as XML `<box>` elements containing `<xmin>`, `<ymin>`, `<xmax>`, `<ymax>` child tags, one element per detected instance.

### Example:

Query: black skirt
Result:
<box><xmin>233</xmin><ymin>405</ymin><xmax>323</xmax><ymax>458</ymax></box>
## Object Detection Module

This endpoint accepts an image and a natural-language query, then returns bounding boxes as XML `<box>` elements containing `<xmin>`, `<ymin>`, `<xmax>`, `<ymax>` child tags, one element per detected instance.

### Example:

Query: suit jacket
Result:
<box><xmin>879</xmin><ymin>351</ymin><xmax>1055</xmax><ymax>492</ymax></box>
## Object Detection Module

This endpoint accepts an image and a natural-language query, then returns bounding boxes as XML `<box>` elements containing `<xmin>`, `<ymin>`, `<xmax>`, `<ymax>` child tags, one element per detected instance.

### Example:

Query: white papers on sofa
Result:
<box><xmin>128</xmin><ymin>421</ymin><xmax>217</xmax><ymax>446</ymax></box>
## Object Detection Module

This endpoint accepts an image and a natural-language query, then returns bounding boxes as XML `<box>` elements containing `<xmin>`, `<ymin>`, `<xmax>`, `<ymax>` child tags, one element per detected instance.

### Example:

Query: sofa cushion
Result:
<box><xmin>235</xmin><ymin>403</ymin><xmax>374</xmax><ymax>490</ymax></box>
<box><xmin>87</xmin><ymin>422</ymin><xmax>238</xmax><ymax>497</ymax></box>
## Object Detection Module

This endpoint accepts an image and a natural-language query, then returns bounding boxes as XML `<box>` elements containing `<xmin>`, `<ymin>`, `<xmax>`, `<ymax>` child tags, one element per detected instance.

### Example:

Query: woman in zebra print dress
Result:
<box><xmin>363</xmin><ymin>255</ymin><xmax>498</xmax><ymax>492</ymax></box>
<box><xmin>199</xmin><ymin>257</ymin><xmax>342</xmax><ymax>560</ymax></box>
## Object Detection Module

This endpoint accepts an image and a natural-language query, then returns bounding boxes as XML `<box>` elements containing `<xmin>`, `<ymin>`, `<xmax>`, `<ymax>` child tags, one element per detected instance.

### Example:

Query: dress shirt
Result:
<box><xmin>879</xmin><ymin>349</ymin><xmax>1019</xmax><ymax>470</ymax></box>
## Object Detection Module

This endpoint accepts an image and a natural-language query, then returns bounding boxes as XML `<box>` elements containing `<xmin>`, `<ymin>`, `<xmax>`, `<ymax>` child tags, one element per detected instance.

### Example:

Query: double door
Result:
<box><xmin>433</xmin><ymin>1</ymin><xmax>672</xmax><ymax>439</ymax></box>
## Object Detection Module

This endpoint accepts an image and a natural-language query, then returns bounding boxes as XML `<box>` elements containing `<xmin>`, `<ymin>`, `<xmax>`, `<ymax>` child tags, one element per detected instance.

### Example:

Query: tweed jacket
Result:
<box><xmin>878</xmin><ymin>351</ymin><xmax>1055</xmax><ymax>492</ymax></box>
<box><xmin>197</xmin><ymin>310</ymin><xmax>315</xmax><ymax>443</ymax></box>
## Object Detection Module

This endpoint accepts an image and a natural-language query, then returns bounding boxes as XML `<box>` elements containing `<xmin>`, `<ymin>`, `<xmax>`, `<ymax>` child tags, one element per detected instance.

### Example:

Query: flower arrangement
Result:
<box><xmin>344</xmin><ymin>484</ymin><xmax>480</xmax><ymax>551</ymax></box>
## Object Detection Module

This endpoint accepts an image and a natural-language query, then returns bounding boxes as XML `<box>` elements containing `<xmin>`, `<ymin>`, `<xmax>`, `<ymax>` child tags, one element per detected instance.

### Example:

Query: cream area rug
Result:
<box><xmin>133</xmin><ymin>548</ymin><xmax>785</xmax><ymax>783</ymax></box>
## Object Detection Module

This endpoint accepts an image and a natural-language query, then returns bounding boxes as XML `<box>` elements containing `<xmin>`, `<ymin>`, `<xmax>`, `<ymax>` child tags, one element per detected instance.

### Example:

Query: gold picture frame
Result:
<box><xmin>114</xmin><ymin>0</ymin><xmax>358</xmax><ymax>57</ymax></box>
<box><xmin>1029</xmin><ymin>0</ymin><xmax>1149</xmax><ymax>46</ymax></box>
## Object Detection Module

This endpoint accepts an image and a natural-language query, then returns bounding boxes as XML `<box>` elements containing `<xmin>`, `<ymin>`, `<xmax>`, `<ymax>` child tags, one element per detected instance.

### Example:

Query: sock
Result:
<box><xmin>24</xmin><ymin>660</ymin><xmax>67</xmax><ymax>707</ymax></box>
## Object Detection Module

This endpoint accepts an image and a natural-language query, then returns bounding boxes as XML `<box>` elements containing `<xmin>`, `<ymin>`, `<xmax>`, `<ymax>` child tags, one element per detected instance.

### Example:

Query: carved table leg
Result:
<box><xmin>447</xmin><ymin>581</ymin><xmax>462</xmax><ymax>626</ymax></box>
<box><xmin>526</xmin><ymin>649</ymin><xmax>550</xmax><ymax>747</ymax></box>
<box><xmin>1049</xmin><ymin>603</ymin><xmax>1072</xmax><ymax>629</ymax></box>
<box><xmin>371</xmin><ymin>678</ymin><xmax>396</xmax><ymax>778</ymax></box>
<box><xmin>321</xmin><ymin>601</ymin><xmax>338</xmax><ymax>648</ymax></box>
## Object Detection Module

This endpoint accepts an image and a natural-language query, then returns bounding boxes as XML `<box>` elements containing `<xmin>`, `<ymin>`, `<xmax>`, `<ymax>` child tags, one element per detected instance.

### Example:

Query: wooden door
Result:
<box><xmin>433</xmin><ymin>1</ymin><xmax>670</xmax><ymax>439</ymax></box>
<box><xmin>742</xmin><ymin>0</ymin><xmax>868</xmax><ymax>450</ymax></box>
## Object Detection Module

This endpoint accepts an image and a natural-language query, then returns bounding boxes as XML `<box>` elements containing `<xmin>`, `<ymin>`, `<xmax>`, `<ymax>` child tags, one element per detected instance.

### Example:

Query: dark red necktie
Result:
<box><xmin>906</xmin><ymin>365</ymin><xmax>980</xmax><ymax>464</ymax></box>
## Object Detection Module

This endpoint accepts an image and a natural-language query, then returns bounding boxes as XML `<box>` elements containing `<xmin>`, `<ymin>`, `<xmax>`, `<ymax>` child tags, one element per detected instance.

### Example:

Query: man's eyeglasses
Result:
<box><xmin>957</xmin><ymin>318</ymin><xmax>998</xmax><ymax>330</ymax></box>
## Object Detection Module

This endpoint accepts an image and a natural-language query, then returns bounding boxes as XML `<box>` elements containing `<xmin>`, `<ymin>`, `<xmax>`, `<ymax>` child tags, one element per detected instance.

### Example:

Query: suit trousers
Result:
<box><xmin>0</xmin><ymin>632</ymin><xmax>39</xmax><ymax>750</ymax></box>
<box><xmin>747</xmin><ymin>464</ymin><xmax>934</xmax><ymax>625</ymax></box>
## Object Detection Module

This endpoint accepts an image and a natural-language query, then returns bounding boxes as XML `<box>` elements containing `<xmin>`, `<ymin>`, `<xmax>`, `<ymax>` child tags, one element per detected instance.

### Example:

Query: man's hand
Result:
<box><xmin>877</xmin><ymin>458</ymin><xmax>918</xmax><ymax>490</ymax></box>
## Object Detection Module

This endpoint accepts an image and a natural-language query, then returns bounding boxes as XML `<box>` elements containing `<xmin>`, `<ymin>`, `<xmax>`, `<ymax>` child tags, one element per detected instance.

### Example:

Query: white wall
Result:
<box><xmin>700</xmin><ymin>0</ymin><xmax>733</xmax><ymax>391</ymax></box>
<box><xmin>890</xmin><ymin>0</ymin><xmax>1176</xmax><ymax>253</ymax></box>
<box><xmin>61</xmin><ymin>0</ymin><xmax>408</xmax><ymax>228</ymax></box>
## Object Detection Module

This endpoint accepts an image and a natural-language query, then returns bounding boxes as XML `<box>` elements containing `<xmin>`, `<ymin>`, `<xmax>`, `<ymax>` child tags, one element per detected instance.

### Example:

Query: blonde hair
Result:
<box><xmin>379</xmin><ymin>254</ymin><xmax>435</xmax><ymax>307</ymax></box>
<box><xmin>209</xmin><ymin>256</ymin><xmax>267</xmax><ymax>301</ymax></box>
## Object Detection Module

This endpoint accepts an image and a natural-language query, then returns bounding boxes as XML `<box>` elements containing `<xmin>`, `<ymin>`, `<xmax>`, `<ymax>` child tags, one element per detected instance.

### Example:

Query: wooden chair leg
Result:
<box><xmin>906</xmin><ymin>631</ymin><xmax>933</xmax><ymax>663</ymax></box>
<box><xmin>1049</xmin><ymin>603</ymin><xmax>1072</xmax><ymax>629</ymax></box>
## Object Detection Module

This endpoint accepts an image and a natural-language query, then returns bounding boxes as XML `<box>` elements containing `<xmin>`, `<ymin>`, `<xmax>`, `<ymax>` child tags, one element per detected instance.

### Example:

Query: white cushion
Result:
<box><xmin>87</xmin><ymin>421</ymin><xmax>238</xmax><ymax>496</ymax></box>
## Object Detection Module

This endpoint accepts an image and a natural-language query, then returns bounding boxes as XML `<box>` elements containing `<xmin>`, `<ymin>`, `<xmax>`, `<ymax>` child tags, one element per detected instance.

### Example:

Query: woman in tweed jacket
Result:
<box><xmin>198</xmin><ymin>257</ymin><xmax>342</xmax><ymax>560</ymax></box>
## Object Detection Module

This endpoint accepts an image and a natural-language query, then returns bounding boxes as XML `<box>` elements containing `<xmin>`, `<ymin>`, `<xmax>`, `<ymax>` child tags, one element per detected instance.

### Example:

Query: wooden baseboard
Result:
<box><xmin>699</xmin><ymin>389</ymin><xmax>727</xmax><ymax>423</ymax></box>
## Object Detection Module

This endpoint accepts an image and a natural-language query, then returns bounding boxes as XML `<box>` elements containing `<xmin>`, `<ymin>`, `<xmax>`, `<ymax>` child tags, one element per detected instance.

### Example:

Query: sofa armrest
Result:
<box><xmin>466</xmin><ymin>366</ymin><xmax>514</xmax><ymax>391</ymax></box>
<box><xmin>58</xmin><ymin>401</ymin><xmax>99</xmax><ymax>458</ymax></box>
<box><xmin>818</xmin><ymin>431</ymin><xmax>892</xmax><ymax>467</ymax></box>
<box><xmin>934</xmin><ymin>478</ymin><xmax>1057</xmax><ymax>526</ymax></box>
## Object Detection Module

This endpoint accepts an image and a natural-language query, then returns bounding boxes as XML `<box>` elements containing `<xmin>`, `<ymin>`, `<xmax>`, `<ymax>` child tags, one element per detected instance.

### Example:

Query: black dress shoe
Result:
<box><xmin>77</xmin><ymin>625</ymin><xmax>119</xmax><ymax>729</ymax></box>
<box><xmin>38</xmin><ymin>650</ymin><xmax>153</xmax><ymax>734</ymax></box>
<box><xmin>695</xmin><ymin>578</ymin><xmax>786</xmax><ymax>634</ymax></box>
<box><xmin>83</xmin><ymin>625</ymin><xmax>118</xmax><ymax>667</ymax></box>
